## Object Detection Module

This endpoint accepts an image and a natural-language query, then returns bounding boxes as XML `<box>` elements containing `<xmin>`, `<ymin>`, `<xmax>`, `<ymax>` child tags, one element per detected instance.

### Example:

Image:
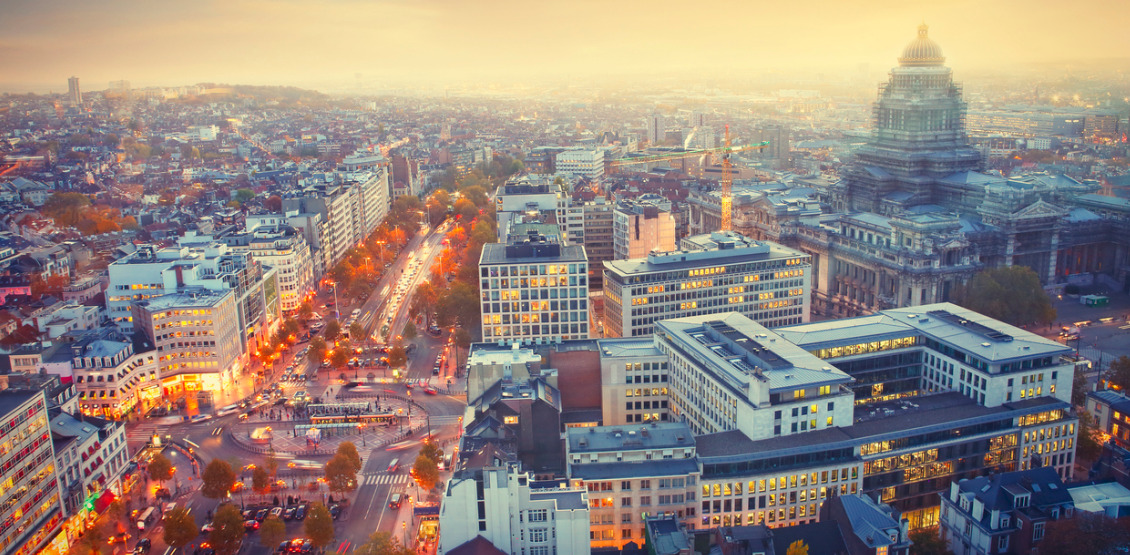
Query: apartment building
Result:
<box><xmin>439</xmin><ymin>461</ymin><xmax>590</xmax><ymax>555</ymax></box>
<box><xmin>0</xmin><ymin>390</ymin><xmax>64</xmax><ymax>555</ymax></box>
<box><xmin>221</xmin><ymin>218</ymin><xmax>315</xmax><ymax>312</ymax></box>
<box><xmin>49</xmin><ymin>412</ymin><xmax>130</xmax><ymax>522</ymax></box>
<box><xmin>565</xmin><ymin>422</ymin><xmax>700</xmax><ymax>550</ymax></box>
<box><xmin>70</xmin><ymin>331</ymin><xmax>159</xmax><ymax>419</ymax></box>
<box><xmin>603</xmin><ymin>231</ymin><xmax>811</xmax><ymax>338</ymax></box>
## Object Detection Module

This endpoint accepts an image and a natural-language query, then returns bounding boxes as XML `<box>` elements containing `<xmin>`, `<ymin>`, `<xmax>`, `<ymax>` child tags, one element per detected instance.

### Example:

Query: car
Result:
<box><xmin>284</xmin><ymin>507</ymin><xmax>297</xmax><ymax>520</ymax></box>
<box><xmin>134</xmin><ymin>538</ymin><xmax>152</xmax><ymax>554</ymax></box>
<box><xmin>154</xmin><ymin>487</ymin><xmax>171</xmax><ymax>500</ymax></box>
<box><xmin>269</xmin><ymin>507</ymin><xmax>283</xmax><ymax>519</ymax></box>
<box><xmin>241</xmin><ymin>509</ymin><xmax>255</xmax><ymax>520</ymax></box>
<box><xmin>278</xmin><ymin>541</ymin><xmax>290</xmax><ymax>553</ymax></box>
<box><xmin>189</xmin><ymin>414</ymin><xmax>212</xmax><ymax>423</ymax></box>
<box><xmin>329</xmin><ymin>504</ymin><xmax>341</xmax><ymax>519</ymax></box>
<box><xmin>107</xmin><ymin>532</ymin><xmax>131</xmax><ymax>545</ymax></box>
<box><xmin>295</xmin><ymin>504</ymin><xmax>308</xmax><ymax>520</ymax></box>
<box><xmin>424</xmin><ymin>386</ymin><xmax>438</xmax><ymax>395</ymax></box>
<box><xmin>201</xmin><ymin>521</ymin><xmax>215</xmax><ymax>534</ymax></box>
<box><xmin>255</xmin><ymin>509</ymin><xmax>269</xmax><ymax>522</ymax></box>
<box><xmin>244</xmin><ymin>519</ymin><xmax>260</xmax><ymax>532</ymax></box>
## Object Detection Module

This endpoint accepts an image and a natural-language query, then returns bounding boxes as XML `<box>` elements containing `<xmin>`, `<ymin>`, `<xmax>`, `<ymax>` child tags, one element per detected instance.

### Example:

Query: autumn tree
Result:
<box><xmin>147</xmin><ymin>453</ymin><xmax>174</xmax><ymax>486</ymax></box>
<box><xmin>785</xmin><ymin>540</ymin><xmax>808</xmax><ymax>555</ymax></box>
<box><xmin>336</xmin><ymin>442</ymin><xmax>363</xmax><ymax>473</ymax></box>
<box><xmin>1040</xmin><ymin>512</ymin><xmax>1130</xmax><ymax>555</ymax></box>
<box><xmin>953</xmin><ymin>266</ymin><xmax>1056</xmax><ymax>327</ymax></box>
<box><xmin>908</xmin><ymin>529</ymin><xmax>951</xmax><ymax>555</ymax></box>
<box><xmin>162</xmin><ymin>507</ymin><xmax>197</xmax><ymax>550</ymax></box>
<box><xmin>412</xmin><ymin>452</ymin><xmax>440</xmax><ymax>491</ymax></box>
<box><xmin>209</xmin><ymin>504</ymin><xmax>245</xmax><ymax>555</ymax></box>
<box><xmin>325</xmin><ymin>319</ymin><xmax>341</xmax><ymax>342</ymax></box>
<box><xmin>350</xmin><ymin>322</ymin><xmax>366</xmax><ymax>344</ymax></box>
<box><xmin>201</xmin><ymin>459</ymin><xmax>237</xmax><ymax>499</ymax></box>
<box><xmin>72</xmin><ymin>520</ymin><xmax>108</xmax><ymax>555</ymax></box>
<box><xmin>420</xmin><ymin>440</ymin><xmax>443</xmax><ymax>465</ymax></box>
<box><xmin>304</xmin><ymin>503</ymin><xmax>336</xmax><ymax>551</ymax></box>
<box><xmin>308</xmin><ymin>337</ymin><xmax>327</xmax><ymax>364</ymax></box>
<box><xmin>266</xmin><ymin>447</ymin><xmax>280</xmax><ymax>479</ymax></box>
<box><xmin>260</xmin><ymin>516</ymin><xmax>287</xmax><ymax>549</ymax></box>
<box><xmin>324</xmin><ymin>453</ymin><xmax>358</xmax><ymax>497</ymax></box>
<box><xmin>252</xmin><ymin>466</ymin><xmax>271</xmax><ymax>495</ymax></box>
<box><xmin>42</xmin><ymin>192</ymin><xmax>91</xmax><ymax>227</ymax></box>
<box><xmin>387</xmin><ymin>340</ymin><xmax>407</xmax><ymax>369</ymax></box>
<box><xmin>403</xmin><ymin>321</ymin><xmax>417</xmax><ymax>341</ymax></box>
<box><xmin>265</xmin><ymin>195</ymin><xmax>282</xmax><ymax>212</ymax></box>
<box><xmin>354</xmin><ymin>531</ymin><xmax>414</xmax><ymax>555</ymax></box>
<box><xmin>1106</xmin><ymin>355</ymin><xmax>1130</xmax><ymax>391</ymax></box>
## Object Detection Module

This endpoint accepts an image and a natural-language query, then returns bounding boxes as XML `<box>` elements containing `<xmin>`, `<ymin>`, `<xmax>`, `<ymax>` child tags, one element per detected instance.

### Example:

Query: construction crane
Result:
<box><xmin>608</xmin><ymin>128</ymin><xmax>769</xmax><ymax>231</ymax></box>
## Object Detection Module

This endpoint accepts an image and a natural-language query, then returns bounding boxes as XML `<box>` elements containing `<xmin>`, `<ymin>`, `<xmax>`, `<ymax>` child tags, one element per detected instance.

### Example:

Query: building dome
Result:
<box><xmin>898</xmin><ymin>24</ymin><xmax>945</xmax><ymax>67</ymax></box>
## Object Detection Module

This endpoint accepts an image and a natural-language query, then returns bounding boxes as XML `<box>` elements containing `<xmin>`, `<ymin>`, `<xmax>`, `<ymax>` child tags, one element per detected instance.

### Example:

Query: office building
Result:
<box><xmin>938</xmin><ymin>467</ymin><xmax>1071</xmax><ymax>555</ymax></box>
<box><xmin>132</xmin><ymin>289</ymin><xmax>243</xmax><ymax>401</ymax></box>
<box><xmin>222</xmin><ymin>217</ymin><xmax>315</xmax><ymax>313</ymax></box>
<box><xmin>105</xmin><ymin>239</ymin><xmax>280</xmax><ymax>363</ymax></box>
<box><xmin>479</xmin><ymin>232</ymin><xmax>590</xmax><ymax>344</ymax></box>
<box><xmin>556</xmin><ymin>149</ymin><xmax>605</xmax><ymax>180</ymax></box>
<box><xmin>649</xmin><ymin>114</ymin><xmax>666</xmax><ymax>145</ymax></box>
<box><xmin>493</xmin><ymin>175</ymin><xmax>571</xmax><ymax>242</ymax></box>
<box><xmin>67</xmin><ymin>76</ymin><xmax>81</xmax><ymax>106</ymax></box>
<box><xmin>439</xmin><ymin>459</ymin><xmax>590</xmax><ymax>555</ymax></box>
<box><xmin>582</xmin><ymin>198</ymin><xmax>615</xmax><ymax>290</ymax></box>
<box><xmin>565</xmin><ymin>422</ymin><xmax>700</xmax><ymax>549</ymax></box>
<box><xmin>613</xmin><ymin>199</ymin><xmax>676</xmax><ymax>261</ymax></box>
<box><xmin>603</xmin><ymin>232</ymin><xmax>811</xmax><ymax>338</ymax></box>
<box><xmin>0</xmin><ymin>390</ymin><xmax>64</xmax><ymax>555</ymax></box>
<box><xmin>597</xmin><ymin>338</ymin><xmax>671</xmax><ymax>425</ymax></box>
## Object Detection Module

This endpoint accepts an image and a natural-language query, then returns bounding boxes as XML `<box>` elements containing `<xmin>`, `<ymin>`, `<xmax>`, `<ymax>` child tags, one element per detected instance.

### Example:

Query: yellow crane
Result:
<box><xmin>608</xmin><ymin>127</ymin><xmax>767</xmax><ymax>231</ymax></box>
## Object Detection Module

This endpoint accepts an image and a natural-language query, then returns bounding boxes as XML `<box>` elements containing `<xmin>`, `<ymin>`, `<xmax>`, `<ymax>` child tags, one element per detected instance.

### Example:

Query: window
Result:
<box><xmin>529</xmin><ymin>529</ymin><xmax>548</xmax><ymax>542</ymax></box>
<box><xmin>998</xmin><ymin>536</ymin><xmax>1009</xmax><ymax>551</ymax></box>
<box><xmin>1033</xmin><ymin>522</ymin><xmax>1045</xmax><ymax>541</ymax></box>
<box><xmin>528</xmin><ymin>509</ymin><xmax>547</xmax><ymax>522</ymax></box>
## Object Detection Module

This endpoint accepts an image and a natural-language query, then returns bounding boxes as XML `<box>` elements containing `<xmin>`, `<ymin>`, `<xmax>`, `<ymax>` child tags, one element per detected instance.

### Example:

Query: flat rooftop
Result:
<box><xmin>658</xmin><ymin>313</ymin><xmax>852</xmax><ymax>396</ymax></box>
<box><xmin>137</xmin><ymin>289</ymin><xmax>232</xmax><ymax>310</ymax></box>
<box><xmin>566</xmin><ymin>422</ymin><xmax>695</xmax><ymax>453</ymax></box>
<box><xmin>596</xmin><ymin>338</ymin><xmax>663</xmax><ymax>358</ymax></box>
<box><xmin>0</xmin><ymin>389</ymin><xmax>39</xmax><ymax>417</ymax></box>
<box><xmin>570</xmin><ymin>459</ymin><xmax>700</xmax><ymax>480</ymax></box>
<box><xmin>778</xmin><ymin>303</ymin><xmax>1071</xmax><ymax>363</ymax></box>
<box><xmin>480</xmin><ymin>242</ymin><xmax>586</xmax><ymax>264</ymax></box>
<box><xmin>605</xmin><ymin>233</ymin><xmax>806</xmax><ymax>277</ymax></box>
<box><xmin>696</xmin><ymin>392</ymin><xmax>1067</xmax><ymax>460</ymax></box>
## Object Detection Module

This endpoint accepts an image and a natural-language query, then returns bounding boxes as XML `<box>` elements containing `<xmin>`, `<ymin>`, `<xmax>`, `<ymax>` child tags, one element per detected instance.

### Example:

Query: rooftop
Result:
<box><xmin>566</xmin><ymin>422</ymin><xmax>695</xmax><ymax>453</ymax></box>
<box><xmin>604</xmin><ymin>232</ymin><xmax>806</xmax><ymax>276</ymax></box>
<box><xmin>0</xmin><ymin>389</ymin><xmax>39</xmax><ymax>417</ymax></box>
<box><xmin>569</xmin><ymin>458</ymin><xmax>699</xmax><ymax>480</ymax></box>
<box><xmin>136</xmin><ymin>288</ymin><xmax>233</xmax><ymax>310</ymax></box>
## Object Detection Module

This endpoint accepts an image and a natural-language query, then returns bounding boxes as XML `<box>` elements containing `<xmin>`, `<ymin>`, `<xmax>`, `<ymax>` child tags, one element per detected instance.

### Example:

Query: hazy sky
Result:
<box><xmin>1</xmin><ymin>0</ymin><xmax>1127</xmax><ymax>93</ymax></box>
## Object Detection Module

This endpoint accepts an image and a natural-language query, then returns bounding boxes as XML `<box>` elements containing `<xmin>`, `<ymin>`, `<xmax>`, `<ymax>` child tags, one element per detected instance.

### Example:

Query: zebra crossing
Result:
<box><xmin>360</xmin><ymin>473</ymin><xmax>410</xmax><ymax>486</ymax></box>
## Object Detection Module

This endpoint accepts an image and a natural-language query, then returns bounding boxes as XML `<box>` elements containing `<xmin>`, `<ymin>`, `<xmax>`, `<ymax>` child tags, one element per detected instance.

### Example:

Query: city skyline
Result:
<box><xmin>2</xmin><ymin>0</ymin><xmax>1129</xmax><ymax>94</ymax></box>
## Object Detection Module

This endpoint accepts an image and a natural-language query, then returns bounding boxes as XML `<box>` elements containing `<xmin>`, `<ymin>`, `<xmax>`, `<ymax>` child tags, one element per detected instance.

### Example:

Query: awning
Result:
<box><xmin>94</xmin><ymin>489</ymin><xmax>116</xmax><ymax>513</ymax></box>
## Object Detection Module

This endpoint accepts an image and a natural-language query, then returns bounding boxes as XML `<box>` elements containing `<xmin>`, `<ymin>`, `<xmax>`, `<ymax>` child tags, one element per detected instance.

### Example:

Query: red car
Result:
<box><xmin>423</xmin><ymin>386</ymin><xmax>438</xmax><ymax>395</ymax></box>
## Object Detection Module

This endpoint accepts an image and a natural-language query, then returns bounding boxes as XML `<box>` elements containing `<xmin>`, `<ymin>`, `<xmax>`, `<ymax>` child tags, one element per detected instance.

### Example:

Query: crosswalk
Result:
<box><xmin>360</xmin><ymin>473</ymin><xmax>410</xmax><ymax>486</ymax></box>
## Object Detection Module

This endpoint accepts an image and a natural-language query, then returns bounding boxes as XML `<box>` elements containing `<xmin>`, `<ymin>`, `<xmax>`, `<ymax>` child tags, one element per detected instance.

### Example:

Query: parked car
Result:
<box><xmin>283</xmin><ymin>507</ymin><xmax>297</xmax><ymax>520</ymax></box>
<box><xmin>255</xmin><ymin>509</ymin><xmax>268</xmax><ymax>522</ymax></box>
<box><xmin>244</xmin><ymin>519</ymin><xmax>260</xmax><ymax>532</ymax></box>
<box><xmin>269</xmin><ymin>507</ymin><xmax>283</xmax><ymax>519</ymax></box>
<box><xmin>328</xmin><ymin>504</ymin><xmax>341</xmax><ymax>520</ymax></box>
<box><xmin>295</xmin><ymin>504</ymin><xmax>307</xmax><ymax>520</ymax></box>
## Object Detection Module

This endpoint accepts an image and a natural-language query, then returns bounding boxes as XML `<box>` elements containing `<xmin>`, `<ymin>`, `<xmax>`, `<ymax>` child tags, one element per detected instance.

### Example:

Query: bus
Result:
<box><xmin>216</xmin><ymin>404</ymin><xmax>240</xmax><ymax>417</ymax></box>
<box><xmin>288</xmin><ymin>460</ymin><xmax>322</xmax><ymax>471</ymax></box>
<box><xmin>136</xmin><ymin>507</ymin><xmax>156</xmax><ymax>530</ymax></box>
<box><xmin>387</xmin><ymin>458</ymin><xmax>399</xmax><ymax>473</ymax></box>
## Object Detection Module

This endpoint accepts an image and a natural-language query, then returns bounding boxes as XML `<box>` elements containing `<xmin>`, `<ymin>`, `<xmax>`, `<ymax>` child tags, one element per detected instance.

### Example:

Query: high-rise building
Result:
<box><xmin>582</xmin><ymin>198</ymin><xmax>615</xmax><ymax>290</ymax></box>
<box><xmin>603</xmin><ymin>231</ymin><xmax>811</xmax><ymax>338</ymax></box>
<box><xmin>479</xmin><ymin>231</ymin><xmax>590</xmax><ymax>344</ymax></box>
<box><xmin>67</xmin><ymin>76</ymin><xmax>82</xmax><ymax>106</ymax></box>
<box><xmin>612</xmin><ymin>199</ymin><xmax>676</xmax><ymax>260</ymax></box>
<box><xmin>648</xmin><ymin>113</ymin><xmax>666</xmax><ymax>145</ymax></box>
<box><xmin>555</xmin><ymin>149</ymin><xmax>605</xmax><ymax>180</ymax></box>
<box><xmin>0</xmin><ymin>390</ymin><xmax>64</xmax><ymax>555</ymax></box>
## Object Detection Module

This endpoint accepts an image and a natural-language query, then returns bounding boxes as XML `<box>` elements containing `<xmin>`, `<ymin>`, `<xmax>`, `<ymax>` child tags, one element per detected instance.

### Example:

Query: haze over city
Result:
<box><xmin>2</xmin><ymin>0</ymin><xmax>1129</xmax><ymax>93</ymax></box>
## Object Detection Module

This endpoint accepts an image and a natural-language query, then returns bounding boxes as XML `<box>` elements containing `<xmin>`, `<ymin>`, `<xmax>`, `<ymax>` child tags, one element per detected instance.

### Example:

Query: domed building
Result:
<box><xmin>838</xmin><ymin>24</ymin><xmax>982</xmax><ymax>215</ymax></box>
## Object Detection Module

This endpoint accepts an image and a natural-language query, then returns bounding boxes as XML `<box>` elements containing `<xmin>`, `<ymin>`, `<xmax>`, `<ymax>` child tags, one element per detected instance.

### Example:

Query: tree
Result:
<box><xmin>309</xmin><ymin>337</ymin><xmax>327</xmax><ymax>364</ymax></box>
<box><xmin>259</xmin><ymin>516</ymin><xmax>287</xmax><ymax>549</ymax></box>
<box><xmin>299</xmin><ymin>302</ymin><xmax>314</xmax><ymax>321</ymax></box>
<box><xmin>73</xmin><ymin>520</ymin><xmax>108</xmax><ymax>555</ymax></box>
<box><xmin>1077</xmin><ymin>411</ymin><xmax>1103</xmax><ymax>461</ymax></box>
<box><xmin>162</xmin><ymin>506</ymin><xmax>197</xmax><ymax>550</ymax></box>
<box><xmin>106</xmin><ymin>499</ymin><xmax>128</xmax><ymax>535</ymax></box>
<box><xmin>147</xmin><ymin>453</ymin><xmax>174</xmax><ymax>486</ymax></box>
<box><xmin>331</xmin><ymin>347</ymin><xmax>350</xmax><ymax>371</ymax></box>
<box><xmin>284</xmin><ymin>318</ymin><xmax>301</xmax><ymax>338</ymax></box>
<box><xmin>785</xmin><ymin>540</ymin><xmax>808</xmax><ymax>555</ymax></box>
<box><xmin>209</xmin><ymin>504</ymin><xmax>245</xmax><ymax>555</ymax></box>
<box><xmin>421</xmin><ymin>439</ymin><xmax>443</xmax><ymax>465</ymax></box>
<box><xmin>908</xmin><ymin>528</ymin><xmax>951</xmax><ymax>555</ymax></box>
<box><xmin>1074</xmin><ymin>365</ymin><xmax>1090</xmax><ymax>406</ymax></box>
<box><xmin>234</xmin><ymin>188</ymin><xmax>255</xmax><ymax>203</ymax></box>
<box><xmin>324</xmin><ymin>453</ymin><xmax>358</xmax><ymax>496</ymax></box>
<box><xmin>412</xmin><ymin>452</ymin><xmax>440</xmax><ymax>491</ymax></box>
<box><xmin>354</xmin><ymin>531</ymin><xmax>414</xmax><ymax>555</ymax></box>
<box><xmin>252</xmin><ymin>466</ymin><xmax>271</xmax><ymax>495</ymax></box>
<box><xmin>266</xmin><ymin>447</ymin><xmax>280</xmax><ymax>479</ymax></box>
<box><xmin>42</xmin><ymin>192</ymin><xmax>92</xmax><ymax>227</ymax></box>
<box><xmin>265</xmin><ymin>195</ymin><xmax>283</xmax><ymax>212</ymax></box>
<box><xmin>337</xmin><ymin>442</ymin><xmax>363</xmax><ymax>473</ymax></box>
<box><xmin>387</xmin><ymin>341</ymin><xmax>407</xmax><ymax>370</ymax></box>
<box><xmin>952</xmin><ymin>266</ymin><xmax>1056</xmax><ymax>327</ymax></box>
<box><xmin>201</xmin><ymin>459</ymin><xmax>237</xmax><ymax>499</ymax></box>
<box><xmin>403</xmin><ymin>321</ymin><xmax>417</xmax><ymax>341</ymax></box>
<box><xmin>1106</xmin><ymin>355</ymin><xmax>1130</xmax><ymax>391</ymax></box>
<box><xmin>1040</xmin><ymin>511</ymin><xmax>1130</xmax><ymax>555</ymax></box>
<box><xmin>325</xmin><ymin>319</ymin><xmax>341</xmax><ymax>342</ymax></box>
<box><xmin>350</xmin><ymin>322</ymin><xmax>366</xmax><ymax>344</ymax></box>
<box><xmin>304</xmin><ymin>502</ymin><xmax>336</xmax><ymax>549</ymax></box>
